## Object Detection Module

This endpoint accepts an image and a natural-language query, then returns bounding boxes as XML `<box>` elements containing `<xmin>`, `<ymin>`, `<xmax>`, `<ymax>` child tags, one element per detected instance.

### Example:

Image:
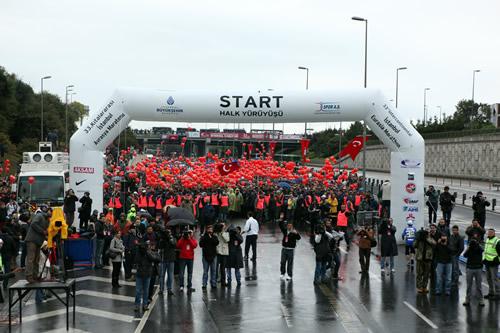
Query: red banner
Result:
<box><xmin>300</xmin><ymin>139</ymin><xmax>310</xmax><ymax>166</ymax></box>
<box><xmin>217</xmin><ymin>161</ymin><xmax>241</xmax><ymax>176</ymax></box>
<box><xmin>339</xmin><ymin>135</ymin><xmax>371</xmax><ymax>161</ymax></box>
<box><xmin>247</xmin><ymin>144</ymin><xmax>253</xmax><ymax>158</ymax></box>
<box><xmin>269</xmin><ymin>142</ymin><xmax>277</xmax><ymax>159</ymax></box>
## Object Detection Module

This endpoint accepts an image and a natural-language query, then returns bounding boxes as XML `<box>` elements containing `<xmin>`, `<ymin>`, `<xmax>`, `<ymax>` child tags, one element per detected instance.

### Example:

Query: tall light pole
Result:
<box><xmin>298</xmin><ymin>66</ymin><xmax>309</xmax><ymax>137</ymax></box>
<box><xmin>395</xmin><ymin>67</ymin><xmax>407</xmax><ymax>108</ymax></box>
<box><xmin>40</xmin><ymin>76</ymin><xmax>52</xmax><ymax>141</ymax></box>
<box><xmin>65</xmin><ymin>85</ymin><xmax>74</xmax><ymax>150</ymax></box>
<box><xmin>471</xmin><ymin>69</ymin><xmax>481</xmax><ymax>130</ymax></box>
<box><xmin>423</xmin><ymin>88</ymin><xmax>430</xmax><ymax>126</ymax></box>
<box><xmin>437</xmin><ymin>106</ymin><xmax>442</xmax><ymax>124</ymax></box>
<box><xmin>352</xmin><ymin>16</ymin><xmax>368</xmax><ymax>189</ymax></box>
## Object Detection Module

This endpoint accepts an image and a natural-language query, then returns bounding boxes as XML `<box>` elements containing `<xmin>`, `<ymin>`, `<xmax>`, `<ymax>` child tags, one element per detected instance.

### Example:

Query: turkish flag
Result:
<box><xmin>339</xmin><ymin>135</ymin><xmax>371</xmax><ymax>161</ymax></box>
<box><xmin>217</xmin><ymin>161</ymin><xmax>241</xmax><ymax>176</ymax></box>
<box><xmin>301</xmin><ymin>139</ymin><xmax>310</xmax><ymax>166</ymax></box>
<box><xmin>269</xmin><ymin>142</ymin><xmax>277</xmax><ymax>159</ymax></box>
<box><xmin>247</xmin><ymin>144</ymin><xmax>254</xmax><ymax>158</ymax></box>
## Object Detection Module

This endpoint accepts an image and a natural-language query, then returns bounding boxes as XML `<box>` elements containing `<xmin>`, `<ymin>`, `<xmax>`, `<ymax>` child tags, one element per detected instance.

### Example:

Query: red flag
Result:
<box><xmin>339</xmin><ymin>135</ymin><xmax>371</xmax><ymax>161</ymax></box>
<box><xmin>301</xmin><ymin>139</ymin><xmax>310</xmax><ymax>166</ymax></box>
<box><xmin>269</xmin><ymin>142</ymin><xmax>277</xmax><ymax>159</ymax></box>
<box><xmin>247</xmin><ymin>144</ymin><xmax>254</xmax><ymax>158</ymax></box>
<box><xmin>217</xmin><ymin>161</ymin><xmax>241</xmax><ymax>176</ymax></box>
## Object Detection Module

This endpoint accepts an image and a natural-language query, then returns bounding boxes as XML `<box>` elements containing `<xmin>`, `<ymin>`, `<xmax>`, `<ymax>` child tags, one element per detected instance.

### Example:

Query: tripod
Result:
<box><xmin>38</xmin><ymin>233</ymin><xmax>67</xmax><ymax>282</ymax></box>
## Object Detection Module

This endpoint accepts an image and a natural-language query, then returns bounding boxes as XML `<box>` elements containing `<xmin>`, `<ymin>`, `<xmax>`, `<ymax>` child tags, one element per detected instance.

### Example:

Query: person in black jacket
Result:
<box><xmin>279</xmin><ymin>220</ymin><xmax>301</xmax><ymax>280</ymax></box>
<box><xmin>134</xmin><ymin>241</ymin><xmax>159</xmax><ymax>311</ymax></box>
<box><xmin>463</xmin><ymin>239</ymin><xmax>484</xmax><ymax>306</ymax></box>
<box><xmin>199</xmin><ymin>225</ymin><xmax>219</xmax><ymax>289</ymax></box>
<box><xmin>434</xmin><ymin>234</ymin><xmax>453</xmax><ymax>296</ymax></box>
<box><xmin>95</xmin><ymin>216</ymin><xmax>105</xmax><ymax>268</ymax></box>
<box><xmin>439</xmin><ymin>186</ymin><xmax>455</xmax><ymax>227</ymax></box>
<box><xmin>448</xmin><ymin>225</ymin><xmax>464</xmax><ymax>286</ymax></box>
<box><xmin>123</xmin><ymin>225</ymin><xmax>138</xmax><ymax>281</ymax></box>
<box><xmin>0</xmin><ymin>238</ymin><xmax>22</xmax><ymax>303</ymax></box>
<box><xmin>78</xmin><ymin>192</ymin><xmax>92</xmax><ymax>231</ymax></box>
<box><xmin>227</xmin><ymin>226</ymin><xmax>244</xmax><ymax>286</ymax></box>
<box><xmin>472</xmin><ymin>191</ymin><xmax>490</xmax><ymax>229</ymax></box>
<box><xmin>379</xmin><ymin>218</ymin><xmax>398</xmax><ymax>273</ymax></box>
<box><xmin>158</xmin><ymin>227</ymin><xmax>177</xmax><ymax>295</ymax></box>
<box><xmin>63</xmin><ymin>189</ymin><xmax>78</xmax><ymax>228</ymax></box>
<box><xmin>0</xmin><ymin>228</ymin><xmax>16</xmax><ymax>288</ymax></box>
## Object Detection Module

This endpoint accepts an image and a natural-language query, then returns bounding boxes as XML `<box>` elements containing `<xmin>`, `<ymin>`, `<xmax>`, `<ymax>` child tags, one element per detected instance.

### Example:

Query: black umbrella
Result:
<box><xmin>167</xmin><ymin>207</ymin><xmax>195</xmax><ymax>222</ymax></box>
<box><xmin>167</xmin><ymin>219</ymin><xmax>195</xmax><ymax>227</ymax></box>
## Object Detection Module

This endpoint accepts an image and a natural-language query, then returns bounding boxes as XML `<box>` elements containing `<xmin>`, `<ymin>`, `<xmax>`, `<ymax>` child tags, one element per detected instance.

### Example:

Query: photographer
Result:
<box><xmin>279</xmin><ymin>220</ymin><xmax>301</xmax><ymax>280</ymax></box>
<box><xmin>122</xmin><ymin>225</ymin><xmax>138</xmax><ymax>281</ymax></box>
<box><xmin>379</xmin><ymin>218</ymin><xmax>398</xmax><ymax>273</ymax></box>
<box><xmin>465</xmin><ymin>219</ymin><xmax>485</xmax><ymax>243</ymax></box>
<box><xmin>425</xmin><ymin>185</ymin><xmax>438</xmax><ymax>224</ymax></box>
<box><xmin>227</xmin><ymin>226</ymin><xmax>244</xmax><ymax>286</ymax></box>
<box><xmin>414</xmin><ymin>227</ymin><xmax>436</xmax><ymax>293</ymax></box>
<box><xmin>215</xmin><ymin>221</ymin><xmax>230</xmax><ymax>286</ymax></box>
<box><xmin>199</xmin><ymin>225</ymin><xmax>219</xmax><ymax>290</ymax></box>
<box><xmin>356</xmin><ymin>222</ymin><xmax>374</xmax><ymax>274</ymax></box>
<box><xmin>314</xmin><ymin>224</ymin><xmax>333</xmax><ymax>285</ymax></box>
<box><xmin>176</xmin><ymin>229</ymin><xmax>198</xmax><ymax>292</ymax></box>
<box><xmin>439</xmin><ymin>186</ymin><xmax>455</xmax><ymax>226</ymax></box>
<box><xmin>134</xmin><ymin>241</ymin><xmax>159</xmax><ymax>311</ymax></box>
<box><xmin>434</xmin><ymin>234</ymin><xmax>453</xmax><ymax>296</ymax></box>
<box><xmin>472</xmin><ymin>191</ymin><xmax>490</xmax><ymax>229</ymax></box>
<box><xmin>158</xmin><ymin>227</ymin><xmax>177</xmax><ymax>295</ymax></box>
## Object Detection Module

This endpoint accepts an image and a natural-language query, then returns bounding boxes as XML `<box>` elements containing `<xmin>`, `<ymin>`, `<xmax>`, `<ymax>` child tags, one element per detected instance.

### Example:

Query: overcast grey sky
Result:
<box><xmin>2</xmin><ymin>0</ymin><xmax>499</xmax><ymax>134</ymax></box>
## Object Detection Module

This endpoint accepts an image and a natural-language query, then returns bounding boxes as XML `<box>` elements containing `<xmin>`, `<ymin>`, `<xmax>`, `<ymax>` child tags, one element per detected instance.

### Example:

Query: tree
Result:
<box><xmin>113</xmin><ymin>127</ymin><xmax>138</xmax><ymax>150</ymax></box>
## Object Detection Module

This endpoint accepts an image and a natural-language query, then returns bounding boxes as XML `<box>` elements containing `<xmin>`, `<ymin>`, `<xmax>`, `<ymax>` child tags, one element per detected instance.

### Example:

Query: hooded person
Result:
<box><xmin>127</xmin><ymin>206</ymin><xmax>137</xmax><ymax>223</ymax></box>
<box><xmin>114</xmin><ymin>213</ymin><xmax>132</xmax><ymax>234</ymax></box>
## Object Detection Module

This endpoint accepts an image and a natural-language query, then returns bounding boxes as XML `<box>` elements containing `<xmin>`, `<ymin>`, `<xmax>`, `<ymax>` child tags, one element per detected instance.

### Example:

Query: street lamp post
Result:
<box><xmin>352</xmin><ymin>16</ymin><xmax>368</xmax><ymax>189</ymax></box>
<box><xmin>423</xmin><ymin>88</ymin><xmax>430</xmax><ymax>126</ymax></box>
<box><xmin>65</xmin><ymin>85</ymin><xmax>74</xmax><ymax>150</ymax></box>
<box><xmin>40</xmin><ymin>76</ymin><xmax>52</xmax><ymax>141</ymax></box>
<box><xmin>471</xmin><ymin>69</ymin><xmax>481</xmax><ymax>130</ymax></box>
<box><xmin>395</xmin><ymin>67</ymin><xmax>407</xmax><ymax>108</ymax></box>
<box><xmin>437</xmin><ymin>106</ymin><xmax>442</xmax><ymax>124</ymax></box>
<box><xmin>298</xmin><ymin>66</ymin><xmax>309</xmax><ymax>137</ymax></box>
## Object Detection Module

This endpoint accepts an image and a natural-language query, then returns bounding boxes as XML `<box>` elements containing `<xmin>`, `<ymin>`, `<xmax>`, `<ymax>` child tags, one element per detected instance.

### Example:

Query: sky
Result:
<box><xmin>1</xmin><ymin>0</ymin><xmax>499</xmax><ymax>134</ymax></box>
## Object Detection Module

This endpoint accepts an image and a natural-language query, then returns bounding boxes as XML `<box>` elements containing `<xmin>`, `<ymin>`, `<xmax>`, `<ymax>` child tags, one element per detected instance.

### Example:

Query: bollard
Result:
<box><xmin>438</xmin><ymin>189</ymin><xmax>441</xmax><ymax>195</ymax></box>
<box><xmin>493</xmin><ymin>198</ymin><xmax>497</xmax><ymax>211</ymax></box>
<box><xmin>462</xmin><ymin>193</ymin><xmax>466</xmax><ymax>205</ymax></box>
<box><xmin>453</xmin><ymin>192</ymin><xmax>458</xmax><ymax>200</ymax></box>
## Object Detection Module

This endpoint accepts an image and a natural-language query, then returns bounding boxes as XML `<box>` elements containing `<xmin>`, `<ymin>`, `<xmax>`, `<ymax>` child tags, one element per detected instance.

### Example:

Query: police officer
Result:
<box><xmin>483</xmin><ymin>228</ymin><xmax>500</xmax><ymax>300</ymax></box>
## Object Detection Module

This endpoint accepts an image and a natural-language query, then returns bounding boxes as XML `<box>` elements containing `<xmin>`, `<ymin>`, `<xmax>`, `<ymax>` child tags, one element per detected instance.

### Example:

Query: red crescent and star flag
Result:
<box><xmin>300</xmin><ymin>139</ymin><xmax>310</xmax><ymax>166</ymax></box>
<box><xmin>339</xmin><ymin>135</ymin><xmax>371</xmax><ymax>161</ymax></box>
<box><xmin>217</xmin><ymin>161</ymin><xmax>241</xmax><ymax>176</ymax></box>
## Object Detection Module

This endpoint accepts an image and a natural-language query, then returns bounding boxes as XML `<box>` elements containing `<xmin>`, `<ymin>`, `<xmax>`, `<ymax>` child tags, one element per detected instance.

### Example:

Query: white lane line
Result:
<box><xmin>43</xmin><ymin>328</ymin><xmax>91</xmax><ymax>333</ymax></box>
<box><xmin>281</xmin><ymin>302</ymin><xmax>293</xmax><ymax>328</ymax></box>
<box><xmin>22</xmin><ymin>306</ymin><xmax>135</xmax><ymax>323</ymax></box>
<box><xmin>26</xmin><ymin>289</ymin><xmax>135</xmax><ymax>305</ymax></box>
<box><xmin>403</xmin><ymin>301</ymin><xmax>438</xmax><ymax>329</ymax></box>
<box><xmin>134</xmin><ymin>289</ymin><xmax>159</xmax><ymax>333</ymax></box>
<box><xmin>368</xmin><ymin>271</ymin><xmax>382</xmax><ymax>282</ymax></box>
<box><xmin>76</xmin><ymin>275</ymin><xmax>136</xmax><ymax>286</ymax></box>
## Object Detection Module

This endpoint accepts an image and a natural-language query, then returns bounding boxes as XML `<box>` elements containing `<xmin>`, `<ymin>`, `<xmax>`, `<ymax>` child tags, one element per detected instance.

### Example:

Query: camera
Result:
<box><xmin>416</xmin><ymin>227</ymin><xmax>428</xmax><ymax>242</ymax></box>
<box><xmin>182</xmin><ymin>230</ymin><xmax>191</xmax><ymax>240</ymax></box>
<box><xmin>315</xmin><ymin>224</ymin><xmax>325</xmax><ymax>235</ymax></box>
<box><xmin>214</xmin><ymin>223</ymin><xmax>223</xmax><ymax>233</ymax></box>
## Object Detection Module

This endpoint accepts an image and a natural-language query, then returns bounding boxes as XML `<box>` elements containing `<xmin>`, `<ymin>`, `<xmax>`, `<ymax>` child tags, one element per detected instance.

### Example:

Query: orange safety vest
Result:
<box><xmin>108</xmin><ymin>198</ymin><xmax>114</xmax><ymax>208</ymax></box>
<box><xmin>211</xmin><ymin>194</ymin><xmax>219</xmax><ymax>206</ymax></box>
<box><xmin>114</xmin><ymin>197</ymin><xmax>123</xmax><ymax>209</ymax></box>
<box><xmin>221</xmin><ymin>195</ymin><xmax>229</xmax><ymax>207</ymax></box>
<box><xmin>337</xmin><ymin>210</ymin><xmax>348</xmax><ymax>227</ymax></box>
<box><xmin>166</xmin><ymin>197</ymin><xmax>175</xmax><ymax>206</ymax></box>
<box><xmin>315</xmin><ymin>196</ymin><xmax>321</xmax><ymax>204</ymax></box>
<box><xmin>148</xmin><ymin>195</ymin><xmax>155</xmax><ymax>207</ymax></box>
<box><xmin>343</xmin><ymin>196</ymin><xmax>347</xmax><ymax>206</ymax></box>
<box><xmin>276</xmin><ymin>195</ymin><xmax>283</xmax><ymax>207</ymax></box>
<box><xmin>177</xmin><ymin>195</ymin><xmax>183</xmax><ymax>206</ymax></box>
<box><xmin>264</xmin><ymin>195</ymin><xmax>270</xmax><ymax>206</ymax></box>
<box><xmin>257</xmin><ymin>198</ymin><xmax>264</xmax><ymax>210</ymax></box>
<box><xmin>156</xmin><ymin>197</ymin><xmax>163</xmax><ymax>210</ymax></box>
<box><xmin>355</xmin><ymin>195</ymin><xmax>362</xmax><ymax>206</ymax></box>
<box><xmin>105</xmin><ymin>212</ymin><xmax>115</xmax><ymax>225</ymax></box>
<box><xmin>305</xmin><ymin>195</ymin><xmax>312</xmax><ymax>207</ymax></box>
<box><xmin>138</xmin><ymin>195</ymin><xmax>147</xmax><ymax>208</ymax></box>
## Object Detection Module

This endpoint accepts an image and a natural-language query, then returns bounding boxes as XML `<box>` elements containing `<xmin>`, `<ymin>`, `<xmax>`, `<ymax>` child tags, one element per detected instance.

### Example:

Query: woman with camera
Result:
<box><xmin>356</xmin><ymin>222</ymin><xmax>374</xmax><ymax>274</ymax></box>
<box><xmin>379</xmin><ymin>218</ymin><xmax>398</xmax><ymax>273</ymax></box>
<box><xmin>134</xmin><ymin>241</ymin><xmax>159</xmax><ymax>311</ymax></box>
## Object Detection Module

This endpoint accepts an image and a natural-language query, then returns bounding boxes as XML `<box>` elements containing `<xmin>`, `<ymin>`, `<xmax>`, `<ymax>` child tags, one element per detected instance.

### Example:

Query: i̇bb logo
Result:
<box><xmin>405</xmin><ymin>183</ymin><xmax>416</xmax><ymax>193</ymax></box>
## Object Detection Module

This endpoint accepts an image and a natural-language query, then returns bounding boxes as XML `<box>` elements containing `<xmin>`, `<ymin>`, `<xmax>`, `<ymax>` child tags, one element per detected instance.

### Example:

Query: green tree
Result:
<box><xmin>113</xmin><ymin>127</ymin><xmax>138</xmax><ymax>150</ymax></box>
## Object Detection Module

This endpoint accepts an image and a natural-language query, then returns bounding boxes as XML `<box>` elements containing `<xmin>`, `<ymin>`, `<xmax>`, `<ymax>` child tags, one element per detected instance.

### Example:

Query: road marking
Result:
<box><xmin>403</xmin><ymin>301</ymin><xmax>438</xmax><ymax>329</ymax></box>
<box><xmin>26</xmin><ymin>289</ymin><xmax>136</xmax><ymax>305</ymax></box>
<box><xmin>76</xmin><ymin>275</ymin><xmax>136</xmax><ymax>286</ymax></box>
<box><xmin>22</xmin><ymin>306</ymin><xmax>135</xmax><ymax>323</ymax></box>
<box><xmin>134</xmin><ymin>289</ymin><xmax>159</xmax><ymax>333</ymax></box>
<box><xmin>368</xmin><ymin>271</ymin><xmax>382</xmax><ymax>282</ymax></box>
<box><xmin>281</xmin><ymin>302</ymin><xmax>293</xmax><ymax>328</ymax></box>
<box><xmin>44</xmin><ymin>328</ymin><xmax>91</xmax><ymax>333</ymax></box>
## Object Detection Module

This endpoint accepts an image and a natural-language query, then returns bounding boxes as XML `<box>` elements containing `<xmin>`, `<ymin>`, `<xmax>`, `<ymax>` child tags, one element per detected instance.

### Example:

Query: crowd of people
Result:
<box><xmin>0</xmin><ymin>148</ymin><xmax>498</xmax><ymax>314</ymax></box>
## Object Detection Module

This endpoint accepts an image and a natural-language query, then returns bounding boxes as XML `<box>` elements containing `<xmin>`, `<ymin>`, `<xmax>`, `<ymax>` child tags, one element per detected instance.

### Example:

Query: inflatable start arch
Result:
<box><xmin>70</xmin><ymin>88</ymin><xmax>425</xmax><ymax>234</ymax></box>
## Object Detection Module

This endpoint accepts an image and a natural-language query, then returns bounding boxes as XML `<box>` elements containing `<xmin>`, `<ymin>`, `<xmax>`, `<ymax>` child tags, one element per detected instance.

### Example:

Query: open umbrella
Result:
<box><xmin>167</xmin><ymin>219</ymin><xmax>195</xmax><ymax>227</ymax></box>
<box><xmin>168</xmin><ymin>207</ymin><xmax>196</xmax><ymax>222</ymax></box>
<box><xmin>277</xmin><ymin>182</ymin><xmax>291</xmax><ymax>188</ymax></box>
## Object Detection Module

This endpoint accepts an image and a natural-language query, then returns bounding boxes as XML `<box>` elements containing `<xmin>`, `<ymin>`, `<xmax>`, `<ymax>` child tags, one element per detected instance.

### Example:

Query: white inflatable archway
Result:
<box><xmin>70</xmin><ymin>88</ymin><xmax>425</xmax><ymax>234</ymax></box>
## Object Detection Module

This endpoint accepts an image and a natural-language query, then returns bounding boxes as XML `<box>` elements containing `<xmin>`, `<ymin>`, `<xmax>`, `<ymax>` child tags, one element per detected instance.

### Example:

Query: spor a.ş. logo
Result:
<box><xmin>405</xmin><ymin>183</ymin><xmax>416</xmax><ymax>193</ymax></box>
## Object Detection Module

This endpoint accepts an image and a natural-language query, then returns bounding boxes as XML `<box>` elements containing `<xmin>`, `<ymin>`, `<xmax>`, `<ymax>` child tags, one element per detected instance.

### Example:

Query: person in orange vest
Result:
<box><xmin>105</xmin><ymin>208</ymin><xmax>115</xmax><ymax>225</ymax></box>
<box><xmin>147</xmin><ymin>190</ymin><xmax>156</xmax><ymax>216</ymax></box>
<box><xmin>267</xmin><ymin>193</ymin><xmax>277</xmax><ymax>223</ymax></box>
<box><xmin>336</xmin><ymin>204</ymin><xmax>353</xmax><ymax>252</ymax></box>
<box><xmin>211</xmin><ymin>191</ymin><xmax>220</xmax><ymax>220</ymax></box>
<box><xmin>254</xmin><ymin>193</ymin><xmax>266</xmax><ymax>223</ymax></box>
<box><xmin>176</xmin><ymin>193</ymin><xmax>184</xmax><ymax>207</ymax></box>
<box><xmin>137</xmin><ymin>190</ymin><xmax>148</xmax><ymax>210</ymax></box>
<box><xmin>276</xmin><ymin>192</ymin><xmax>284</xmax><ymax>220</ymax></box>
<box><xmin>155</xmin><ymin>194</ymin><xmax>164</xmax><ymax>217</ymax></box>
<box><xmin>219</xmin><ymin>191</ymin><xmax>229</xmax><ymax>222</ymax></box>
<box><xmin>112</xmin><ymin>192</ymin><xmax>124</xmax><ymax>220</ymax></box>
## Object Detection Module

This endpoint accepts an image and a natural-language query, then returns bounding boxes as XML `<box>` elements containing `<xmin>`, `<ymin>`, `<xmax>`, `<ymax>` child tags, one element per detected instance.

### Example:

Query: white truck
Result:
<box><xmin>14</xmin><ymin>148</ymin><xmax>70</xmax><ymax>207</ymax></box>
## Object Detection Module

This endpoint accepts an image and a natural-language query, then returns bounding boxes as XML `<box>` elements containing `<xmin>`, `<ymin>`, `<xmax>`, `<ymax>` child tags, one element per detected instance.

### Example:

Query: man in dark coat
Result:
<box><xmin>379</xmin><ymin>218</ymin><xmax>398</xmax><ymax>273</ymax></box>
<box><xmin>472</xmin><ymin>191</ymin><xmax>490</xmax><ymax>229</ymax></box>
<box><xmin>0</xmin><ymin>228</ymin><xmax>16</xmax><ymax>288</ymax></box>
<box><xmin>227</xmin><ymin>226</ymin><xmax>244</xmax><ymax>286</ymax></box>
<box><xmin>63</xmin><ymin>189</ymin><xmax>78</xmax><ymax>228</ymax></box>
<box><xmin>439</xmin><ymin>186</ymin><xmax>455</xmax><ymax>227</ymax></box>
<box><xmin>25</xmin><ymin>207</ymin><xmax>51</xmax><ymax>283</ymax></box>
<box><xmin>78</xmin><ymin>192</ymin><xmax>92</xmax><ymax>231</ymax></box>
<box><xmin>199</xmin><ymin>225</ymin><xmax>219</xmax><ymax>289</ymax></box>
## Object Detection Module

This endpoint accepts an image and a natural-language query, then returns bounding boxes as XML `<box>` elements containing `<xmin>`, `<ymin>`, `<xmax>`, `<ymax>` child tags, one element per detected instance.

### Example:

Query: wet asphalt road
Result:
<box><xmin>5</xmin><ymin>207</ymin><xmax>500</xmax><ymax>333</ymax></box>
